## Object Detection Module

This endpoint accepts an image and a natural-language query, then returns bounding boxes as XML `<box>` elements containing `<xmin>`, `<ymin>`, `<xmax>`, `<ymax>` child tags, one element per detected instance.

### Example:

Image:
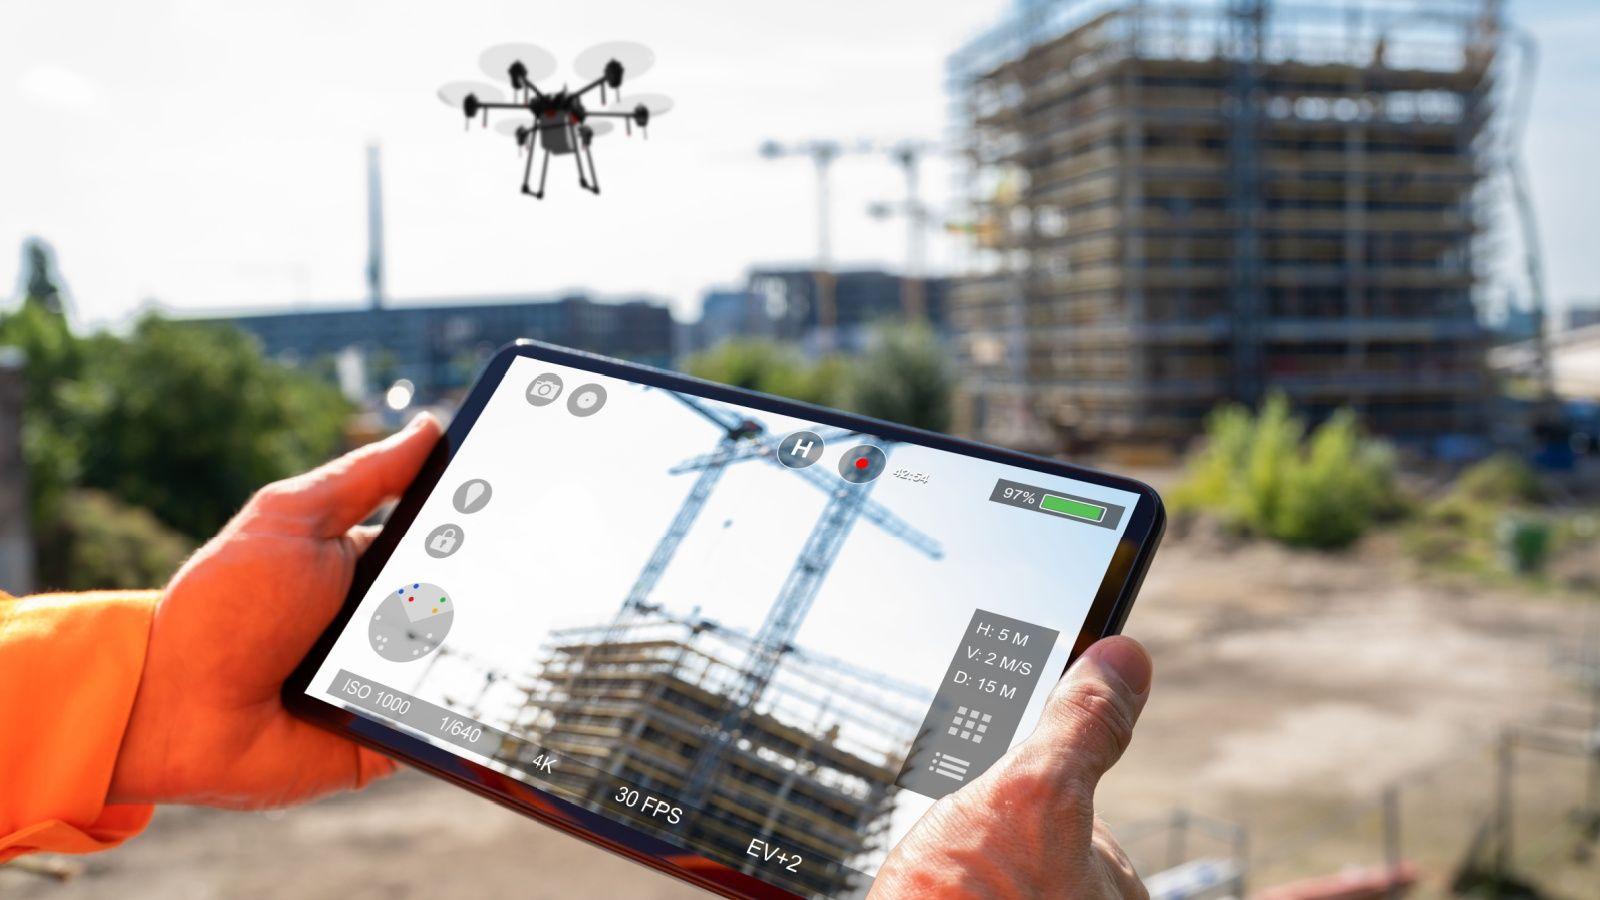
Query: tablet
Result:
<box><xmin>285</xmin><ymin>340</ymin><xmax>1164</xmax><ymax>899</ymax></box>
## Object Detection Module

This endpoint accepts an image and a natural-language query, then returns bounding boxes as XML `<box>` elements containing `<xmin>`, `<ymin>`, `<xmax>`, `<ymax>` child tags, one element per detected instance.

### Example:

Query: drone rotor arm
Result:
<box><xmin>570</xmin><ymin>74</ymin><xmax>610</xmax><ymax>101</ymax></box>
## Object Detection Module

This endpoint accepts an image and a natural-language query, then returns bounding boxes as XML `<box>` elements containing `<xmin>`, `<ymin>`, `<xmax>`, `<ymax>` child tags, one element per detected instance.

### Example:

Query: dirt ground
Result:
<box><xmin>4</xmin><ymin>526</ymin><xmax>1596</xmax><ymax>899</ymax></box>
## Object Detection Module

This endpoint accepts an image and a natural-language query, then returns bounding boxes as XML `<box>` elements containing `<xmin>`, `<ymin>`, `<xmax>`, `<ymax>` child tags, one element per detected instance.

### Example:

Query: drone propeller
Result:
<box><xmin>493</xmin><ymin>118</ymin><xmax>537</xmax><ymax>152</ymax></box>
<box><xmin>610</xmin><ymin>91</ymin><xmax>671</xmax><ymax>136</ymax></box>
<box><xmin>617</xmin><ymin>92</ymin><xmax>673</xmax><ymax>117</ymax></box>
<box><xmin>584</xmin><ymin>119</ymin><xmax>616</xmax><ymax>137</ymax></box>
<box><xmin>436</xmin><ymin>80</ymin><xmax>506</xmax><ymax>122</ymax></box>
<box><xmin>479</xmin><ymin>43</ymin><xmax>557</xmax><ymax>92</ymax></box>
<box><xmin>574</xmin><ymin>41</ymin><xmax>655</xmax><ymax>104</ymax></box>
<box><xmin>437</xmin><ymin>81</ymin><xmax>505</xmax><ymax>107</ymax></box>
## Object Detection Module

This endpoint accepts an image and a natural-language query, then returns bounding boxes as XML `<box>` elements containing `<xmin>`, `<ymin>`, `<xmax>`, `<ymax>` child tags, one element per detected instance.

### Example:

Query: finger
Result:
<box><xmin>255</xmin><ymin>413</ymin><xmax>442</xmax><ymax>536</ymax></box>
<box><xmin>1033</xmin><ymin>636</ymin><xmax>1152</xmax><ymax>792</ymax></box>
<box><xmin>353</xmin><ymin>746</ymin><xmax>399</xmax><ymax>788</ymax></box>
<box><xmin>344</xmin><ymin>524</ymin><xmax>383</xmax><ymax>557</ymax></box>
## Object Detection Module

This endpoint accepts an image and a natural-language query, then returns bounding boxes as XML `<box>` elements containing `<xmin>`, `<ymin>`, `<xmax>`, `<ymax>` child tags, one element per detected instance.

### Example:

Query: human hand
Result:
<box><xmin>108</xmin><ymin>413</ymin><xmax>442</xmax><ymax>808</ymax></box>
<box><xmin>869</xmin><ymin>636</ymin><xmax>1153</xmax><ymax>899</ymax></box>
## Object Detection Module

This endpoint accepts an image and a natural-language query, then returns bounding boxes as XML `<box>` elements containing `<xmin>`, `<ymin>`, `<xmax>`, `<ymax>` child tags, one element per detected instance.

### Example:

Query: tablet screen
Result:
<box><xmin>306</xmin><ymin>354</ymin><xmax>1144</xmax><ymax>897</ymax></box>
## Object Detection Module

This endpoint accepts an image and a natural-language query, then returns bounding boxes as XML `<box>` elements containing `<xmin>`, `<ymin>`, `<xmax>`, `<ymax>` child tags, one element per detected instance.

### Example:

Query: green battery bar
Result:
<box><xmin>1040</xmin><ymin>493</ymin><xmax>1107</xmax><ymax>523</ymax></box>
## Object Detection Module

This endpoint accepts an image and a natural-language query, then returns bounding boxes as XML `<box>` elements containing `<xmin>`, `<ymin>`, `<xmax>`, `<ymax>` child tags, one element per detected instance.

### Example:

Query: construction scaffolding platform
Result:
<box><xmin>495</xmin><ymin>614</ymin><xmax>928</xmax><ymax>898</ymax></box>
<box><xmin>947</xmin><ymin>0</ymin><xmax>1507</xmax><ymax>450</ymax></box>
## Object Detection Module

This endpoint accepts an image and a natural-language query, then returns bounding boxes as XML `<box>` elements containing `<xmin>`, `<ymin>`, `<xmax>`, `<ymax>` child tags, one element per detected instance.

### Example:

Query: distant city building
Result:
<box><xmin>683</xmin><ymin>287</ymin><xmax>767</xmax><ymax>355</ymax></box>
<box><xmin>1493</xmin><ymin>305</ymin><xmax>1540</xmax><ymax>345</ymax></box>
<box><xmin>190</xmin><ymin>294</ymin><xmax>674</xmax><ymax>402</ymax></box>
<box><xmin>688</xmin><ymin>268</ymin><xmax>949</xmax><ymax>356</ymax></box>
<box><xmin>947</xmin><ymin>0</ymin><xmax>1499</xmax><ymax>451</ymax></box>
<box><xmin>1567</xmin><ymin>304</ymin><xmax>1600</xmax><ymax>333</ymax></box>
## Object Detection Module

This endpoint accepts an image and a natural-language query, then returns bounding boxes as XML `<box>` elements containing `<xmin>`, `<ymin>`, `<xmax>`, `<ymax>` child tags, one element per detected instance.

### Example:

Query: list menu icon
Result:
<box><xmin>929</xmin><ymin>751</ymin><xmax>971</xmax><ymax>783</ymax></box>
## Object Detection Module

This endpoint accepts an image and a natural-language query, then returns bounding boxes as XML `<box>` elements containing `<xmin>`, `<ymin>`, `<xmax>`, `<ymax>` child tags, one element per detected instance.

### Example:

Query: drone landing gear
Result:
<box><xmin>569</xmin><ymin>123</ymin><xmax>600</xmax><ymax>195</ymax></box>
<box><xmin>521</xmin><ymin>144</ymin><xmax>551</xmax><ymax>199</ymax></box>
<box><xmin>582</xmin><ymin>140</ymin><xmax>602</xmax><ymax>195</ymax></box>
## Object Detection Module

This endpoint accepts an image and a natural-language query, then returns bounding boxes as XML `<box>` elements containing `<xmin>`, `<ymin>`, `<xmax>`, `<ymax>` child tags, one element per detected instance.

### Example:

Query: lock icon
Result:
<box><xmin>425</xmin><ymin>523</ymin><xmax>462</xmax><ymax>558</ymax></box>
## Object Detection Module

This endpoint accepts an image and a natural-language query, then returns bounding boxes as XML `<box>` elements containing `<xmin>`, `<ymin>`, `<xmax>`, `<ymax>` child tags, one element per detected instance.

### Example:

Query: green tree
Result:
<box><xmin>685</xmin><ymin>340</ymin><xmax>847</xmax><ymax>407</ymax></box>
<box><xmin>36</xmin><ymin>490</ymin><xmax>195</xmax><ymax>590</ymax></box>
<box><xmin>1171</xmin><ymin>394</ymin><xmax>1396</xmax><ymax>549</ymax></box>
<box><xmin>847</xmin><ymin>324</ymin><xmax>954</xmax><ymax>433</ymax></box>
<box><xmin>0</xmin><ymin>242</ymin><xmax>87</xmax><ymax>527</ymax></box>
<box><xmin>69</xmin><ymin>314</ymin><xmax>352</xmax><ymax>537</ymax></box>
<box><xmin>2</xmin><ymin>239</ymin><xmax>354</xmax><ymax>587</ymax></box>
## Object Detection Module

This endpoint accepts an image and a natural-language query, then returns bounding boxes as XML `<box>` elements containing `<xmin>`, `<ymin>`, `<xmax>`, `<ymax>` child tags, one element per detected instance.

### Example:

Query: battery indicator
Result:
<box><xmin>1039</xmin><ymin>493</ymin><xmax>1107</xmax><ymax>523</ymax></box>
<box><xmin>988</xmin><ymin>478</ymin><xmax>1127</xmax><ymax>530</ymax></box>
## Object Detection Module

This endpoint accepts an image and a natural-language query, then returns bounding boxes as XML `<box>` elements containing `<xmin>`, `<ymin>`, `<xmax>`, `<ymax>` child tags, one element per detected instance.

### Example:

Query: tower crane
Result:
<box><xmin>667</xmin><ymin>397</ymin><xmax>941</xmax><ymax>806</ymax></box>
<box><xmin>758</xmin><ymin>138</ymin><xmax>875</xmax><ymax>351</ymax></box>
<box><xmin>539</xmin><ymin>387</ymin><xmax>942</xmax><ymax>810</ymax></box>
<box><xmin>866</xmin><ymin>139</ymin><xmax>941</xmax><ymax>320</ymax></box>
<box><xmin>760</xmin><ymin>138</ymin><xmax>945</xmax><ymax>335</ymax></box>
<box><xmin>542</xmin><ymin>390</ymin><xmax>936</xmax><ymax>703</ymax></box>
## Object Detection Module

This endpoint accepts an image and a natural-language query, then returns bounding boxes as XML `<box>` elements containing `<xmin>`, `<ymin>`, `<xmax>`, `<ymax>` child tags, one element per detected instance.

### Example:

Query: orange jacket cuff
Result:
<box><xmin>0</xmin><ymin>590</ymin><xmax>159</xmax><ymax>862</ymax></box>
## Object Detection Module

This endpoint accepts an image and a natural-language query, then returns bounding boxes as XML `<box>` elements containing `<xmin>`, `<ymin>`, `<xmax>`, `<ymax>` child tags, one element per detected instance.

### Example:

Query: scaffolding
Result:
<box><xmin>947</xmin><ymin>0</ymin><xmax>1507</xmax><ymax>450</ymax></box>
<box><xmin>496</xmin><ymin>613</ymin><xmax>929</xmax><ymax>898</ymax></box>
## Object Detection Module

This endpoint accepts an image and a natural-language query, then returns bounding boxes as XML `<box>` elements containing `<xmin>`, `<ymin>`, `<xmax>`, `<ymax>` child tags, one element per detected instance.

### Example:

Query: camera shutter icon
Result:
<box><xmin>526</xmin><ymin>373</ymin><xmax>565</xmax><ymax>407</ymax></box>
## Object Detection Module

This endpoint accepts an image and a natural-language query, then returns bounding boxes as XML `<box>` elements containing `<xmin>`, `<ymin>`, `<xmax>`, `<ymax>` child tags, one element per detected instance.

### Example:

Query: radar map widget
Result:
<box><xmin>369</xmin><ymin>582</ymin><xmax>454</xmax><ymax>662</ymax></box>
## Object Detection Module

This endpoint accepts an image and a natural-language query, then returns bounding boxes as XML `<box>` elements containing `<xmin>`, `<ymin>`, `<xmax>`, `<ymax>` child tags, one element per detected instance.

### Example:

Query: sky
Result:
<box><xmin>1</xmin><ymin>0</ymin><xmax>1596</xmax><ymax>327</ymax></box>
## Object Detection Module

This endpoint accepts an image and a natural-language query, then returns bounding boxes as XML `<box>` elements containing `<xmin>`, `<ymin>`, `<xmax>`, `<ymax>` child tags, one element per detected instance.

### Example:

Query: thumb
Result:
<box><xmin>1032</xmin><ymin>636</ymin><xmax>1152</xmax><ymax>792</ymax></box>
<box><xmin>253</xmin><ymin>412</ymin><xmax>443</xmax><ymax>536</ymax></box>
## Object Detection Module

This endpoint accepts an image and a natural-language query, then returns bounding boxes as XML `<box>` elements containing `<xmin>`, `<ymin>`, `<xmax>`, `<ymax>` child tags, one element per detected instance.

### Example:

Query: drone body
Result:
<box><xmin>438</xmin><ymin>42</ymin><xmax>674</xmax><ymax>199</ymax></box>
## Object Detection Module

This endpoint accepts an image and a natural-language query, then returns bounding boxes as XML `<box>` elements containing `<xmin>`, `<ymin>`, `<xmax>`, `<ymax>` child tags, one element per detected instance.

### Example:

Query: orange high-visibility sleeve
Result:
<box><xmin>0</xmin><ymin>589</ymin><xmax>158</xmax><ymax>862</ymax></box>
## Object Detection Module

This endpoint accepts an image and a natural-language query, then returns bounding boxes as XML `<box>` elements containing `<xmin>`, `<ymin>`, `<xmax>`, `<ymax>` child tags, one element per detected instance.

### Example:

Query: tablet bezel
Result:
<box><xmin>284</xmin><ymin>339</ymin><xmax>1165</xmax><ymax>899</ymax></box>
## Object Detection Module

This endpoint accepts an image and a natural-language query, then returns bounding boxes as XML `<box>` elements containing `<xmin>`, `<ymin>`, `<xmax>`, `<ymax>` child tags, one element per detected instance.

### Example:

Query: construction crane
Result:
<box><xmin>759</xmin><ymin>139</ymin><xmax>854</xmax><ymax>271</ymax></box>
<box><xmin>758</xmin><ymin>138</ymin><xmax>877</xmax><ymax>351</ymax></box>
<box><xmin>761</xmin><ymin>137</ymin><xmax>944</xmax><ymax>335</ymax></box>
<box><xmin>543</xmin><ymin>387</ymin><xmax>942</xmax><ymax>807</ymax></box>
<box><xmin>680</xmin><ymin>468</ymin><xmax>891</xmax><ymax>800</ymax></box>
<box><xmin>866</xmin><ymin>139</ymin><xmax>941</xmax><ymax>320</ymax></box>
<box><xmin>546</xmin><ymin>390</ymin><xmax>934</xmax><ymax>698</ymax></box>
<box><xmin>667</xmin><ymin>396</ymin><xmax>942</xmax><ymax>805</ymax></box>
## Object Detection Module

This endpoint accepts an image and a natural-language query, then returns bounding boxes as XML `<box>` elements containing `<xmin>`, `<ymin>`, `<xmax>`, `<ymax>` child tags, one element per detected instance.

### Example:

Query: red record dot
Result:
<box><xmin>855</xmin><ymin>457</ymin><xmax>869</xmax><ymax>470</ymax></box>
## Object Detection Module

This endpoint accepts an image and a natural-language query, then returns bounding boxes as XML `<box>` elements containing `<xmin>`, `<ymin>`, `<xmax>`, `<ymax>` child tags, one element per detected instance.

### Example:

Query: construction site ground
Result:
<box><xmin>5</xmin><ymin>494</ymin><xmax>1596</xmax><ymax>899</ymax></box>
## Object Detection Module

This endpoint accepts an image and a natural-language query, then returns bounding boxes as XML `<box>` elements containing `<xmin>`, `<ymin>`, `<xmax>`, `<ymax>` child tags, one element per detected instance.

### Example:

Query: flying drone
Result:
<box><xmin>437</xmin><ymin>41</ymin><xmax>674</xmax><ymax>199</ymax></box>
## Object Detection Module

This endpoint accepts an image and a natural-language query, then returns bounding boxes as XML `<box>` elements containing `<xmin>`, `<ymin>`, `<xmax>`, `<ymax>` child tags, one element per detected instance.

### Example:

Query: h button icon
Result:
<box><xmin>778</xmin><ymin>430</ymin><xmax>825</xmax><ymax>469</ymax></box>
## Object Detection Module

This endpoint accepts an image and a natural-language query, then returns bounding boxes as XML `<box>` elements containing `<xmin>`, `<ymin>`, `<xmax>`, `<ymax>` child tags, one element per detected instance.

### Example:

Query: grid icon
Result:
<box><xmin>946</xmin><ymin>705</ymin><xmax>992</xmax><ymax>744</ymax></box>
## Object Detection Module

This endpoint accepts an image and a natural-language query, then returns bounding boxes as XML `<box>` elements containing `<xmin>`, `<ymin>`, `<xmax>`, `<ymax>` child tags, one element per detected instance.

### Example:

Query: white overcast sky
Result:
<box><xmin>1</xmin><ymin>0</ymin><xmax>1596</xmax><ymax>326</ymax></box>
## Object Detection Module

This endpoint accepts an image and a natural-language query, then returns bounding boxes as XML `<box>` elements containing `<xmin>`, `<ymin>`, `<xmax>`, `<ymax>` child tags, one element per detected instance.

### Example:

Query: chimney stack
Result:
<box><xmin>366</xmin><ymin>143</ymin><xmax>386</xmax><ymax>310</ymax></box>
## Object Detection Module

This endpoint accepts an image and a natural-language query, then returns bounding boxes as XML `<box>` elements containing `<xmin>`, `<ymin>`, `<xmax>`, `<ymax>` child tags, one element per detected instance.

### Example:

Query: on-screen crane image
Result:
<box><xmin>485</xmin><ymin>390</ymin><xmax>945</xmax><ymax>895</ymax></box>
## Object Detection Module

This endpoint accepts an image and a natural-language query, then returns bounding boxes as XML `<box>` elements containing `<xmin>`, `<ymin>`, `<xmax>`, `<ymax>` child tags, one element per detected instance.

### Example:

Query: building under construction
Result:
<box><xmin>462</xmin><ymin>390</ymin><xmax>942</xmax><ymax>896</ymax></box>
<box><xmin>948</xmin><ymin>0</ymin><xmax>1508</xmax><ymax>450</ymax></box>
<box><xmin>497</xmin><ymin>615</ymin><xmax>926</xmax><ymax>898</ymax></box>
